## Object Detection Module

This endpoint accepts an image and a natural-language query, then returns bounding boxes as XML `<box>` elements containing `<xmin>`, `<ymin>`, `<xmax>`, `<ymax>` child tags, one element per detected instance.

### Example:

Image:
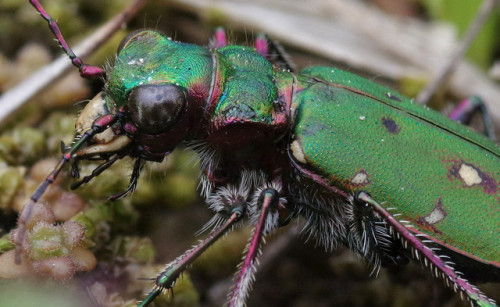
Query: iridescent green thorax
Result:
<box><xmin>211</xmin><ymin>45</ymin><xmax>278</xmax><ymax>127</ymax></box>
<box><xmin>105</xmin><ymin>31</ymin><xmax>213</xmax><ymax>110</ymax></box>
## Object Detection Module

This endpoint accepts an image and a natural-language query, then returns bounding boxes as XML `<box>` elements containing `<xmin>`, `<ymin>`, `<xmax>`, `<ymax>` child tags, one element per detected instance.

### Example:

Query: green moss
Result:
<box><xmin>0</xmin><ymin>233</ymin><xmax>15</xmax><ymax>254</ymax></box>
<box><xmin>83</xmin><ymin>202</ymin><xmax>114</xmax><ymax>224</ymax></box>
<box><xmin>0</xmin><ymin>163</ymin><xmax>26</xmax><ymax>210</ymax></box>
<box><xmin>40</xmin><ymin>112</ymin><xmax>77</xmax><ymax>154</ymax></box>
<box><xmin>28</xmin><ymin>223</ymin><xmax>65</xmax><ymax>260</ymax></box>
<box><xmin>132</xmin><ymin>150</ymin><xmax>200</xmax><ymax>209</ymax></box>
<box><xmin>0</xmin><ymin>127</ymin><xmax>45</xmax><ymax>165</ymax></box>
<box><xmin>71</xmin><ymin>212</ymin><xmax>96</xmax><ymax>243</ymax></box>
<box><xmin>114</xmin><ymin>236</ymin><xmax>155</xmax><ymax>263</ymax></box>
<box><xmin>169</xmin><ymin>273</ymin><xmax>201</xmax><ymax>307</ymax></box>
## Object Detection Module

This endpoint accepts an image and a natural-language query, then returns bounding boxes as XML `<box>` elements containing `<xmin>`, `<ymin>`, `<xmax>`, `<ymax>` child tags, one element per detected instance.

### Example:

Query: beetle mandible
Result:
<box><xmin>10</xmin><ymin>1</ymin><xmax>500</xmax><ymax>306</ymax></box>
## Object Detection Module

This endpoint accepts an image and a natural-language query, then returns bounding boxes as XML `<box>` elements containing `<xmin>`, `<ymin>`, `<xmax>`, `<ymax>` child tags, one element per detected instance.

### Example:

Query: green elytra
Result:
<box><xmin>293</xmin><ymin>67</ymin><xmax>500</xmax><ymax>266</ymax></box>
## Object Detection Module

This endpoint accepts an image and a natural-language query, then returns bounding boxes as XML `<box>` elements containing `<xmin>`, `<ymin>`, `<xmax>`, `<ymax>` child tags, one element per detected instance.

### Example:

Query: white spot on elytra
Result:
<box><xmin>351</xmin><ymin>172</ymin><xmax>368</xmax><ymax>185</ymax></box>
<box><xmin>424</xmin><ymin>206</ymin><xmax>445</xmax><ymax>224</ymax></box>
<box><xmin>359</xmin><ymin>115</ymin><xmax>366</xmax><ymax>120</ymax></box>
<box><xmin>290</xmin><ymin>140</ymin><xmax>306</xmax><ymax>164</ymax></box>
<box><xmin>458</xmin><ymin>163</ymin><xmax>482</xmax><ymax>186</ymax></box>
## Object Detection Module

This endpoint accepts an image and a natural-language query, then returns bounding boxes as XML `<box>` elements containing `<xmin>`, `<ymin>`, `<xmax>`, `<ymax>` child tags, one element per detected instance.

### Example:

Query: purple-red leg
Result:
<box><xmin>138</xmin><ymin>202</ymin><xmax>246</xmax><ymax>307</ymax></box>
<box><xmin>254</xmin><ymin>33</ymin><xmax>296</xmax><ymax>72</ymax></box>
<box><xmin>355</xmin><ymin>191</ymin><xmax>497</xmax><ymax>307</ymax></box>
<box><xmin>29</xmin><ymin>0</ymin><xmax>105</xmax><ymax>78</ymax></box>
<box><xmin>211</xmin><ymin>27</ymin><xmax>228</xmax><ymax>49</ymax></box>
<box><xmin>228</xmin><ymin>188</ymin><xmax>280</xmax><ymax>307</ymax></box>
<box><xmin>255</xmin><ymin>33</ymin><xmax>269</xmax><ymax>58</ymax></box>
<box><xmin>449</xmin><ymin>96</ymin><xmax>496</xmax><ymax>141</ymax></box>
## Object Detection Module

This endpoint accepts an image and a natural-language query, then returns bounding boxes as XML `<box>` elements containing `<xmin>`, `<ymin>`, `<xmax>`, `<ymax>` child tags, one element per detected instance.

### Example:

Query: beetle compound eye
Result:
<box><xmin>128</xmin><ymin>84</ymin><xmax>186</xmax><ymax>134</ymax></box>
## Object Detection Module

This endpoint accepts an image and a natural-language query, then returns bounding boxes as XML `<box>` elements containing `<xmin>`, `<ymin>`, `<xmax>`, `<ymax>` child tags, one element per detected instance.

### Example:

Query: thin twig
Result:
<box><xmin>0</xmin><ymin>0</ymin><xmax>147</xmax><ymax>124</ymax></box>
<box><xmin>416</xmin><ymin>0</ymin><xmax>499</xmax><ymax>104</ymax></box>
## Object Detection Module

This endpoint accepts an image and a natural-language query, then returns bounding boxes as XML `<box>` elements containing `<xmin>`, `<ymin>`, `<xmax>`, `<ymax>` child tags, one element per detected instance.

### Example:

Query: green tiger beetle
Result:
<box><xmin>10</xmin><ymin>1</ymin><xmax>500</xmax><ymax>306</ymax></box>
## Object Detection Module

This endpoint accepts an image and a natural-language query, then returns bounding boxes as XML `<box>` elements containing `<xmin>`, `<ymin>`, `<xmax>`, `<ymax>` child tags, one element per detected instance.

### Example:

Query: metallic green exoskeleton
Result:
<box><xmin>18</xmin><ymin>2</ymin><xmax>500</xmax><ymax>306</ymax></box>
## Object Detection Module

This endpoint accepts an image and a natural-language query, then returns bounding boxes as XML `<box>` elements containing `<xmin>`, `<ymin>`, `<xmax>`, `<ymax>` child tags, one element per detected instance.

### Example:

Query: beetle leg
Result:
<box><xmin>449</xmin><ymin>96</ymin><xmax>496</xmax><ymax>141</ymax></box>
<box><xmin>227</xmin><ymin>186</ymin><xmax>283</xmax><ymax>307</ymax></box>
<box><xmin>210</xmin><ymin>27</ymin><xmax>228</xmax><ymax>49</ymax></box>
<box><xmin>354</xmin><ymin>191</ymin><xmax>497</xmax><ymax>307</ymax></box>
<box><xmin>138</xmin><ymin>203</ymin><xmax>246</xmax><ymax>307</ymax></box>
<box><xmin>69</xmin><ymin>154</ymin><xmax>123</xmax><ymax>190</ymax></box>
<box><xmin>255</xmin><ymin>33</ymin><xmax>296</xmax><ymax>72</ymax></box>
<box><xmin>348</xmin><ymin>195</ymin><xmax>408</xmax><ymax>274</ymax></box>
<box><xmin>109</xmin><ymin>158</ymin><xmax>144</xmax><ymax>200</ymax></box>
<box><xmin>138</xmin><ymin>171</ymin><xmax>259</xmax><ymax>307</ymax></box>
<box><xmin>254</xmin><ymin>34</ymin><xmax>269</xmax><ymax>58</ymax></box>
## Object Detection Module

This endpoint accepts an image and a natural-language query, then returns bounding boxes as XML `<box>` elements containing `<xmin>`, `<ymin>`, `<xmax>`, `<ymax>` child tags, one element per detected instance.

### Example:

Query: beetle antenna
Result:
<box><xmin>28</xmin><ymin>0</ymin><xmax>105</xmax><ymax>78</ymax></box>
<box><xmin>13</xmin><ymin>114</ymin><xmax>118</xmax><ymax>264</ymax></box>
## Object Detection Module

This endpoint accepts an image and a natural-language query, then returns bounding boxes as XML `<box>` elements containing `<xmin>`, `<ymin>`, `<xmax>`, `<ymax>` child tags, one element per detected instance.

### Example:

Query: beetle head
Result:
<box><xmin>73</xmin><ymin>83</ymin><xmax>189</xmax><ymax>163</ymax></box>
<box><xmin>74</xmin><ymin>29</ymin><xmax>213</xmax><ymax>162</ymax></box>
